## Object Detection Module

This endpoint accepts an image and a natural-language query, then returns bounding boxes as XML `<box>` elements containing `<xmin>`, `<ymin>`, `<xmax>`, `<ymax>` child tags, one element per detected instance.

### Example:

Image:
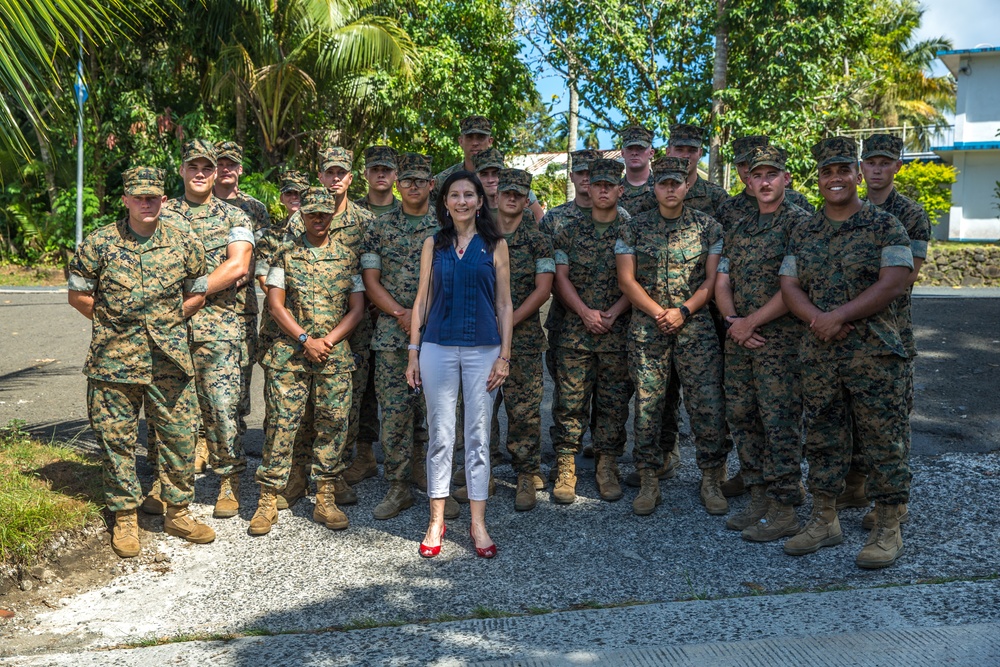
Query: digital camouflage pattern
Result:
<box><xmin>616</xmin><ymin>207</ymin><xmax>727</xmax><ymax>471</ymax></box>
<box><xmin>716</xmin><ymin>190</ymin><xmax>758</xmax><ymax>233</ymax></box>
<box><xmin>181</xmin><ymin>139</ymin><xmax>217</xmax><ymax>165</ymax></box>
<box><xmin>473</xmin><ymin>148</ymin><xmax>505</xmax><ymax>172</ymax></box>
<box><xmin>319</xmin><ymin>146</ymin><xmax>353</xmax><ymax>171</ymax></box>
<box><xmin>620</xmin><ymin>125</ymin><xmax>654</xmax><ymax>148</ymax></box>
<box><xmin>279</xmin><ymin>170</ymin><xmax>310</xmax><ymax>193</ymax></box>
<box><xmin>569</xmin><ymin>149</ymin><xmax>601</xmax><ymax>172</ymax></box>
<box><xmin>785</xmin><ymin>188</ymin><xmax>815</xmax><ymax>213</ymax></box>
<box><xmin>780</xmin><ymin>202</ymin><xmax>913</xmax><ymax>361</ymax></box>
<box><xmin>375</xmin><ymin>349</ymin><xmax>427</xmax><ymax>482</ymax></box>
<box><xmin>861</xmin><ymin>133</ymin><xmax>904</xmax><ymax>160</ymax></box>
<box><xmin>460</xmin><ymin>115</ymin><xmax>492</xmax><ymax>135</ymax></box>
<box><xmin>191</xmin><ymin>340</ymin><xmax>245</xmax><ymax>475</ymax></box>
<box><xmin>69</xmin><ymin>219</ymin><xmax>207</xmax><ymax>382</ymax></box>
<box><xmin>70</xmin><ymin>218</ymin><xmax>205</xmax><ymax>512</ymax></box>
<box><xmin>493</xmin><ymin>218</ymin><xmax>554</xmax><ymax>474</ymax></box>
<box><xmin>684</xmin><ymin>176</ymin><xmax>730</xmax><ymax>218</ymax></box>
<box><xmin>668</xmin><ymin>123</ymin><xmax>705</xmax><ymax>148</ymax></box>
<box><xmin>354</xmin><ymin>194</ymin><xmax>400</xmax><ymax>215</ymax></box>
<box><xmin>216</xmin><ymin>141</ymin><xmax>243</xmax><ymax>164</ymax></box>
<box><xmin>619</xmin><ymin>173</ymin><xmax>656</xmax><ymax>217</ymax></box>
<box><xmin>551</xmin><ymin>348</ymin><xmax>632</xmax><ymax>457</ymax></box>
<box><xmin>732</xmin><ymin>135</ymin><xmax>769</xmax><ymax>164</ymax></box>
<box><xmin>589</xmin><ymin>158</ymin><xmax>624</xmax><ymax>184</ymax></box>
<box><xmin>498</xmin><ymin>168</ymin><xmax>532</xmax><ymax>195</ymax></box>
<box><xmin>364</xmin><ymin>145</ymin><xmax>398</xmax><ymax>169</ymax></box>
<box><xmin>781</xmin><ymin>202</ymin><xmax>913</xmax><ymax>504</ymax></box>
<box><xmin>159</xmin><ymin>195</ymin><xmax>254</xmax><ymax>342</ymax></box>
<box><xmin>811</xmin><ymin>136</ymin><xmax>858</xmax><ymax>168</ymax></box>
<box><xmin>122</xmin><ymin>166</ymin><xmax>165</xmax><ymax>196</ymax></box>
<box><xmin>718</xmin><ymin>200</ymin><xmax>811</xmax><ymax>505</ymax></box>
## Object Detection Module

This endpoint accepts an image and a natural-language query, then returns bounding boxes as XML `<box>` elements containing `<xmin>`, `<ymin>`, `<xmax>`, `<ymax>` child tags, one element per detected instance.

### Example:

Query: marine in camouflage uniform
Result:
<box><xmin>214</xmin><ymin>141</ymin><xmax>270</xmax><ymax>437</ymax></box>
<box><xmin>362</xmin><ymin>152</ymin><xmax>438</xmax><ymax>519</ymax></box>
<box><xmin>355</xmin><ymin>145</ymin><xmax>401</xmax><ymax>215</ymax></box>
<box><xmin>785</xmin><ymin>188</ymin><xmax>815</xmax><ymax>213</ymax></box>
<box><xmin>159</xmin><ymin>140</ymin><xmax>255</xmax><ymax>518</ymax></box>
<box><xmin>839</xmin><ymin>134</ymin><xmax>931</xmax><ymax>515</ymax></box>
<box><xmin>250</xmin><ymin>187</ymin><xmax>366</xmax><ymax>534</ymax></box>
<box><xmin>715</xmin><ymin>146</ymin><xmax>811</xmax><ymax>539</ymax></box>
<box><xmin>618</xmin><ymin>126</ymin><xmax>658</xmax><ymax>216</ymax></box>
<box><xmin>550</xmin><ymin>158</ymin><xmax>633</xmax><ymax>504</ymax></box>
<box><xmin>492</xmin><ymin>169</ymin><xmax>554</xmax><ymax>510</ymax></box>
<box><xmin>69</xmin><ymin>166</ymin><xmax>215</xmax><ymax>556</ymax></box>
<box><xmin>779</xmin><ymin>136</ymin><xmax>914</xmax><ymax>568</ymax></box>
<box><xmin>716</xmin><ymin>135</ymin><xmax>769</xmax><ymax>233</ymax></box>
<box><xmin>616</xmin><ymin>156</ymin><xmax>728</xmax><ymax>516</ymax></box>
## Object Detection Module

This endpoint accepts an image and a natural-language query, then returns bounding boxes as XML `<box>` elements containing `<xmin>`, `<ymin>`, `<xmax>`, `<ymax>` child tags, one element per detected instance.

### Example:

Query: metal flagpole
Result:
<box><xmin>74</xmin><ymin>29</ymin><xmax>88</xmax><ymax>249</ymax></box>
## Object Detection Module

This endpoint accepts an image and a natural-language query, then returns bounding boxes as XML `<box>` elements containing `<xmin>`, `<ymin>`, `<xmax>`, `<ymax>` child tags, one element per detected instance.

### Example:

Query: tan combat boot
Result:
<box><xmin>411</xmin><ymin>451</ymin><xmax>428</xmax><ymax>493</ymax></box>
<box><xmin>742</xmin><ymin>499</ymin><xmax>801</xmax><ymax>542</ymax></box>
<box><xmin>249</xmin><ymin>487</ymin><xmax>279</xmax><ymax>535</ymax></box>
<box><xmin>164</xmin><ymin>506</ymin><xmax>216</xmax><ymax>544</ymax></box>
<box><xmin>783</xmin><ymin>492</ymin><xmax>842</xmax><ymax>556</ymax></box>
<box><xmin>342</xmin><ymin>442</ymin><xmax>378</xmax><ymax>485</ymax></box>
<box><xmin>624</xmin><ymin>441</ymin><xmax>679</xmax><ymax>488</ymax></box>
<box><xmin>453</xmin><ymin>476</ymin><xmax>496</xmax><ymax>504</ymax></box>
<box><xmin>213</xmin><ymin>474</ymin><xmax>240</xmax><ymax>518</ymax></box>
<box><xmin>141</xmin><ymin>479</ymin><xmax>166</xmax><ymax>515</ymax></box>
<box><xmin>111</xmin><ymin>509</ymin><xmax>140</xmax><ymax>558</ymax></box>
<box><xmin>277</xmin><ymin>464</ymin><xmax>308</xmax><ymax>510</ymax></box>
<box><xmin>700</xmin><ymin>467</ymin><xmax>729</xmax><ymax>515</ymax></box>
<box><xmin>720</xmin><ymin>471</ymin><xmax>747</xmax><ymax>498</ymax></box>
<box><xmin>530</xmin><ymin>472</ymin><xmax>546</xmax><ymax>491</ymax></box>
<box><xmin>193</xmin><ymin>435</ymin><xmax>209</xmax><ymax>474</ymax></box>
<box><xmin>551</xmin><ymin>454</ymin><xmax>577</xmax><ymax>504</ymax></box>
<box><xmin>514</xmin><ymin>473</ymin><xmax>538</xmax><ymax>512</ymax></box>
<box><xmin>444</xmin><ymin>495</ymin><xmax>461</xmax><ymax>519</ymax></box>
<box><xmin>862</xmin><ymin>502</ymin><xmax>909</xmax><ymax>530</ymax></box>
<box><xmin>726</xmin><ymin>485</ymin><xmax>769</xmax><ymax>531</ymax></box>
<box><xmin>373</xmin><ymin>482</ymin><xmax>415</xmax><ymax>520</ymax></box>
<box><xmin>595</xmin><ymin>454</ymin><xmax>623</xmax><ymax>502</ymax></box>
<box><xmin>856</xmin><ymin>503</ymin><xmax>905</xmax><ymax>569</ymax></box>
<box><xmin>632</xmin><ymin>468</ymin><xmax>662</xmax><ymax>516</ymax></box>
<box><xmin>836</xmin><ymin>468</ymin><xmax>869</xmax><ymax>509</ymax></box>
<box><xmin>334</xmin><ymin>477</ymin><xmax>358</xmax><ymax>505</ymax></box>
<box><xmin>314</xmin><ymin>481</ymin><xmax>349</xmax><ymax>530</ymax></box>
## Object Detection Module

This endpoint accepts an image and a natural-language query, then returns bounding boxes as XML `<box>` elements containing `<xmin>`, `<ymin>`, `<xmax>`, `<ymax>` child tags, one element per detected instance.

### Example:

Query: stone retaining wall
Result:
<box><xmin>917</xmin><ymin>244</ymin><xmax>1000</xmax><ymax>287</ymax></box>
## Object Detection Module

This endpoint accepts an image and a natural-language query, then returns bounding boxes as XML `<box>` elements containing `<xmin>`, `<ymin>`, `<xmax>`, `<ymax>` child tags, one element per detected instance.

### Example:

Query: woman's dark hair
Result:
<box><xmin>434</xmin><ymin>170</ymin><xmax>503</xmax><ymax>253</ymax></box>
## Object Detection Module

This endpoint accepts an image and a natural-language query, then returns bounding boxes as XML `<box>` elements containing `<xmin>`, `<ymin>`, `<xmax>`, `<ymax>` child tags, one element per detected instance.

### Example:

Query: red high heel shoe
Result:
<box><xmin>469</xmin><ymin>526</ymin><xmax>497</xmax><ymax>559</ymax></box>
<box><xmin>419</xmin><ymin>525</ymin><xmax>446</xmax><ymax>558</ymax></box>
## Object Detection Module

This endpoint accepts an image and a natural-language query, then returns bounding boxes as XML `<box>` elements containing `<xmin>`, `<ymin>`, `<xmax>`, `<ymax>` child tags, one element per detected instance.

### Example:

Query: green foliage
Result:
<box><xmin>893</xmin><ymin>161</ymin><xmax>956</xmax><ymax>222</ymax></box>
<box><xmin>532</xmin><ymin>163</ymin><xmax>568</xmax><ymax>211</ymax></box>
<box><xmin>239</xmin><ymin>172</ymin><xmax>283</xmax><ymax>222</ymax></box>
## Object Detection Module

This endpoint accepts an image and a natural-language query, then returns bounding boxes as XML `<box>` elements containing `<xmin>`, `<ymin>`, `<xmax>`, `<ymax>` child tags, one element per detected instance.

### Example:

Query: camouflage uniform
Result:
<box><xmin>718</xmin><ymin>151</ymin><xmax>812</xmax><ymax>505</ymax></box>
<box><xmin>356</xmin><ymin>145</ymin><xmax>401</xmax><ymax>216</ymax></box>
<box><xmin>69</xmin><ymin>168</ymin><xmax>207</xmax><ymax>512</ymax></box>
<box><xmin>785</xmin><ymin>188</ymin><xmax>815</xmax><ymax>213</ymax></box>
<box><xmin>550</xmin><ymin>165</ymin><xmax>633</xmax><ymax>459</ymax></box>
<box><xmin>618</xmin><ymin>126</ymin><xmax>658</xmax><ymax>216</ymax></box>
<box><xmin>779</xmin><ymin>140</ymin><xmax>914</xmax><ymax>503</ymax></box>
<box><xmin>617</xmin><ymin>158</ymin><xmax>727</xmax><ymax>472</ymax></box>
<box><xmin>160</xmin><ymin>146</ymin><xmax>255</xmax><ymax>479</ymax></box>
<box><xmin>492</xmin><ymin>169</ymin><xmax>555</xmax><ymax>476</ymax></box>
<box><xmin>362</xmin><ymin>173</ymin><xmax>437</xmax><ymax>483</ymax></box>
<box><xmin>716</xmin><ymin>191</ymin><xmax>758</xmax><ymax>233</ymax></box>
<box><xmin>684</xmin><ymin>176</ymin><xmax>730</xmax><ymax>219</ymax></box>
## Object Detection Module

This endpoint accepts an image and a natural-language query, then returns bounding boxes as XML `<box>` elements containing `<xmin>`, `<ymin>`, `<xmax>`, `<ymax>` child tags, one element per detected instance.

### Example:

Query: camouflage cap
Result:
<box><xmin>668</xmin><ymin>124</ymin><xmax>705</xmax><ymax>148</ymax></box>
<box><xmin>569</xmin><ymin>149</ymin><xmax>601</xmax><ymax>173</ymax></box>
<box><xmin>473</xmin><ymin>148</ymin><xmax>505</xmax><ymax>172</ymax></box>
<box><xmin>460</xmin><ymin>115</ymin><xmax>492</xmax><ymax>136</ymax></box>
<box><xmin>122</xmin><ymin>166</ymin><xmax>166</xmax><ymax>196</ymax></box>
<box><xmin>216</xmin><ymin>141</ymin><xmax>243</xmax><ymax>165</ymax></box>
<box><xmin>732</xmin><ymin>135</ymin><xmax>769</xmax><ymax>164</ymax></box>
<box><xmin>588</xmin><ymin>158</ymin><xmax>625</xmax><ymax>184</ymax></box>
<box><xmin>652</xmin><ymin>156</ymin><xmax>689</xmax><ymax>183</ymax></box>
<box><xmin>747</xmin><ymin>145</ymin><xmax>787</xmax><ymax>172</ymax></box>
<box><xmin>619</xmin><ymin>125</ymin><xmax>654</xmax><ymax>148</ymax></box>
<box><xmin>397</xmin><ymin>153</ymin><xmax>433</xmax><ymax>180</ymax></box>
<box><xmin>319</xmin><ymin>146</ymin><xmax>354</xmax><ymax>172</ymax></box>
<box><xmin>299</xmin><ymin>187</ymin><xmax>337</xmax><ymax>214</ymax></box>
<box><xmin>364</xmin><ymin>145</ymin><xmax>398</xmax><ymax>170</ymax></box>
<box><xmin>181</xmin><ymin>139</ymin><xmax>217</xmax><ymax>166</ymax></box>
<box><xmin>862</xmin><ymin>133</ymin><xmax>904</xmax><ymax>161</ymax></box>
<box><xmin>811</xmin><ymin>136</ymin><xmax>858</xmax><ymax>168</ymax></box>
<box><xmin>278</xmin><ymin>169</ymin><xmax>310</xmax><ymax>194</ymax></box>
<box><xmin>498</xmin><ymin>168</ymin><xmax>532</xmax><ymax>195</ymax></box>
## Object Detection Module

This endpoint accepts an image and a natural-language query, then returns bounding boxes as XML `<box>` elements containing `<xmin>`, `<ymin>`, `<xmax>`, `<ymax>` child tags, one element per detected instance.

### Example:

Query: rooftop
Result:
<box><xmin>939</xmin><ymin>45</ymin><xmax>1000</xmax><ymax>77</ymax></box>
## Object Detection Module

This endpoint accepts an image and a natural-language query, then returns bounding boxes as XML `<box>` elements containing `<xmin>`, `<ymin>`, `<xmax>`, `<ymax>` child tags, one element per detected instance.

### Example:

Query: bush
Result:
<box><xmin>894</xmin><ymin>160</ymin><xmax>956</xmax><ymax>223</ymax></box>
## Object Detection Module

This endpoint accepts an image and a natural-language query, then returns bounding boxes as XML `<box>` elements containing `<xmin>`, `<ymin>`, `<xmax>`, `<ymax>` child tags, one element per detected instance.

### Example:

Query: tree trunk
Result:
<box><xmin>709</xmin><ymin>0</ymin><xmax>729</xmax><ymax>186</ymax></box>
<box><xmin>235</xmin><ymin>90</ymin><xmax>247</xmax><ymax>148</ymax></box>
<box><xmin>566</xmin><ymin>72</ymin><xmax>579</xmax><ymax>201</ymax></box>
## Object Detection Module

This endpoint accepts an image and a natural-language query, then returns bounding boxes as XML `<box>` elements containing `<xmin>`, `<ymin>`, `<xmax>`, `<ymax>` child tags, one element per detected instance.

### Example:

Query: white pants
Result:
<box><xmin>420</xmin><ymin>342</ymin><xmax>500</xmax><ymax>500</ymax></box>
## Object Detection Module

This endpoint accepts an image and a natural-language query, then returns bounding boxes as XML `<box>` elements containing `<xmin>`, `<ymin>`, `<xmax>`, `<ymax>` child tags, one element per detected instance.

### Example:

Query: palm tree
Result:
<box><xmin>209</xmin><ymin>0</ymin><xmax>416</xmax><ymax>166</ymax></box>
<box><xmin>0</xmin><ymin>0</ymin><xmax>137</xmax><ymax>157</ymax></box>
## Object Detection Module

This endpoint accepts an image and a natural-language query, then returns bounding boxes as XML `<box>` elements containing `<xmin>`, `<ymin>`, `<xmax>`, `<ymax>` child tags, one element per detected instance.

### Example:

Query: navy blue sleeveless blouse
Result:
<box><xmin>422</xmin><ymin>234</ymin><xmax>501</xmax><ymax>346</ymax></box>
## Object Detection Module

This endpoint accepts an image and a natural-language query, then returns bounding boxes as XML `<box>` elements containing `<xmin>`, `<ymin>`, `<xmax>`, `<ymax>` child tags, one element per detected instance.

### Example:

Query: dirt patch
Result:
<box><xmin>0</xmin><ymin>264</ymin><xmax>66</xmax><ymax>287</ymax></box>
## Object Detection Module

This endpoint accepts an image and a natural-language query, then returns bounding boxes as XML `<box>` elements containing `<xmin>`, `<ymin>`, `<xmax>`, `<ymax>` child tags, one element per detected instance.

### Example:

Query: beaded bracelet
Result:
<box><xmin>498</xmin><ymin>356</ymin><xmax>511</xmax><ymax>364</ymax></box>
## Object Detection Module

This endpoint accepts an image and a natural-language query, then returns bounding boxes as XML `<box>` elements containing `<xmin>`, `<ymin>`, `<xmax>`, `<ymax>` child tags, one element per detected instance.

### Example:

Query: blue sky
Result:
<box><xmin>526</xmin><ymin>0</ymin><xmax>996</xmax><ymax>149</ymax></box>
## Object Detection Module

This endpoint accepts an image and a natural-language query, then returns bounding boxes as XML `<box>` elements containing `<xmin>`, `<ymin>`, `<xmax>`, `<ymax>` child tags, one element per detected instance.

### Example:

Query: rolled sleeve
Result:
<box><xmin>360</xmin><ymin>252</ymin><xmax>382</xmax><ymax>271</ymax></box>
<box><xmin>717</xmin><ymin>257</ymin><xmax>730</xmax><ymax>274</ymax></box>
<box><xmin>265</xmin><ymin>266</ymin><xmax>286</xmax><ymax>290</ymax></box>
<box><xmin>614</xmin><ymin>239</ymin><xmax>635</xmax><ymax>255</ymax></box>
<box><xmin>68</xmin><ymin>273</ymin><xmax>96</xmax><ymax>292</ymax></box>
<box><xmin>881</xmin><ymin>245</ymin><xmax>914</xmax><ymax>270</ymax></box>
<box><xmin>254</xmin><ymin>259</ymin><xmax>271</xmax><ymax>278</ymax></box>
<box><xmin>228</xmin><ymin>226</ymin><xmax>256</xmax><ymax>246</ymax></box>
<box><xmin>910</xmin><ymin>240</ymin><xmax>928</xmax><ymax>260</ymax></box>
<box><xmin>351</xmin><ymin>274</ymin><xmax>365</xmax><ymax>293</ymax></box>
<box><xmin>709</xmin><ymin>239</ymin><xmax>724</xmax><ymax>255</ymax></box>
<box><xmin>535</xmin><ymin>258</ymin><xmax>555</xmax><ymax>274</ymax></box>
<box><xmin>184</xmin><ymin>275</ymin><xmax>209</xmax><ymax>293</ymax></box>
<box><xmin>778</xmin><ymin>255</ymin><xmax>798</xmax><ymax>278</ymax></box>
<box><xmin>554</xmin><ymin>249</ymin><xmax>569</xmax><ymax>265</ymax></box>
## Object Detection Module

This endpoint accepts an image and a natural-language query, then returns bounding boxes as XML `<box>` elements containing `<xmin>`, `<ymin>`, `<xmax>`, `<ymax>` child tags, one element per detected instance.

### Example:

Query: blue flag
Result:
<box><xmin>73</xmin><ymin>59</ymin><xmax>88</xmax><ymax>106</ymax></box>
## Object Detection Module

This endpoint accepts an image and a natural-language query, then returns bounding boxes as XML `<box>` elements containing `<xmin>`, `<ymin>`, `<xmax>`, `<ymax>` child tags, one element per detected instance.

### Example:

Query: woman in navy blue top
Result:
<box><xmin>407</xmin><ymin>171</ymin><xmax>513</xmax><ymax>558</ymax></box>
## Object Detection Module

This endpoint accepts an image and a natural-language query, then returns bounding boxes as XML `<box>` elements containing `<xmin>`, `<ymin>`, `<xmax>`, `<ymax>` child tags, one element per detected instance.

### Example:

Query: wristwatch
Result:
<box><xmin>297</xmin><ymin>333</ymin><xmax>309</xmax><ymax>344</ymax></box>
<box><xmin>679</xmin><ymin>305</ymin><xmax>691</xmax><ymax>320</ymax></box>
<box><xmin>723</xmin><ymin>318</ymin><xmax>733</xmax><ymax>330</ymax></box>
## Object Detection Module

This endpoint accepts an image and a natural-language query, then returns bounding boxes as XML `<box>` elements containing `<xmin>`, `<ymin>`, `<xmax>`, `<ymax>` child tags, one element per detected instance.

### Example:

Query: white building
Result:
<box><xmin>933</xmin><ymin>46</ymin><xmax>1000</xmax><ymax>241</ymax></box>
